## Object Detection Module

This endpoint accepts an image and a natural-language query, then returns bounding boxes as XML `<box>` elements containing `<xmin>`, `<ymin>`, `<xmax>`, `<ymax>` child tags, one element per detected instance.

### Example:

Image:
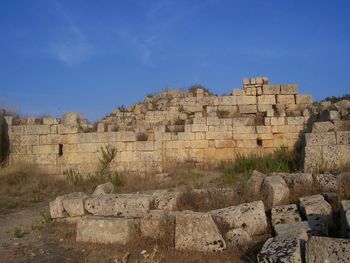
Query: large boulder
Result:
<box><xmin>306</xmin><ymin>236</ymin><xmax>350</xmax><ymax>263</ymax></box>
<box><xmin>262</xmin><ymin>176</ymin><xmax>290</xmax><ymax>208</ymax></box>
<box><xmin>274</xmin><ymin>221</ymin><xmax>311</xmax><ymax>238</ymax></box>
<box><xmin>224</xmin><ymin>228</ymin><xmax>252</xmax><ymax>249</ymax></box>
<box><xmin>84</xmin><ymin>194</ymin><xmax>116</xmax><ymax>216</ymax></box>
<box><xmin>210</xmin><ymin>200</ymin><xmax>267</xmax><ymax>236</ymax></box>
<box><xmin>62</xmin><ymin>192</ymin><xmax>89</xmax><ymax>217</ymax></box>
<box><xmin>76</xmin><ymin>216</ymin><xmax>139</xmax><ymax>245</ymax></box>
<box><xmin>299</xmin><ymin>195</ymin><xmax>333</xmax><ymax>236</ymax></box>
<box><xmin>153</xmin><ymin>190</ymin><xmax>181</xmax><ymax>211</ymax></box>
<box><xmin>50</xmin><ymin>195</ymin><xmax>67</xmax><ymax>219</ymax></box>
<box><xmin>313</xmin><ymin>174</ymin><xmax>339</xmax><ymax>192</ymax></box>
<box><xmin>175</xmin><ymin>211</ymin><xmax>226</xmax><ymax>252</ymax></box>
<box><xmin>246</xmin><ymin>170</ymin><xmax>266</xmax><ymax>195</ymax></box>
<box><xmin>312</xmin><ymin>121</ymin><xmax>335</xmax><ymax>133</ymax></box>
<box><xmin>274</xmin><ymin>173</ymin><xmax>313</xmax><ymax>192</ymax></box>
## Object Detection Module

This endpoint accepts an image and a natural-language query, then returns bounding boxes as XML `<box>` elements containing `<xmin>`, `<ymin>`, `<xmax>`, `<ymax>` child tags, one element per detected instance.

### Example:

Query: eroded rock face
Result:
<box><xmin>49</xmin><ymin>195</ymin><xmax>66</xmax><ymax>219</ymax></box>
<box><xmin>210</xmin><ymin>201</ymin><xmax>267</xmax><ymax>236</ymax></box>
<box><xmin>153</xmin><ymin>190</ymin><xmax>181</xmax><ymax>211</ymax></box>
<box><xmin>274</xmin><ymin>173</ymin><xmax>313</xmax><ymax>192</ymax></box>
<box><xmin>76</xmin><ymin>216</ymin><xmax>139</xmax><ymax>245</ymax></box>
<box><xmin>257</xmin><ymin>235</ymin><xmax>302</xmax><ymax>263</ymax></box>
<box><xmin>313</xmin><ymin>174</ymin><xmax>339</xmax><ymax>192</ymax></box>
<box><xmin>84</xmin><ymin>194</ymin><xmax>117</xmax><ymax>216</ymax></box>
<box><xmin>93</xmin><ymin>182</ymin><xmax>114</xmax><ymax>196</ymax></box>
<box><xmin>224</xmin><ymin>228</ymin><xmax>252</xmax><ymax>249</ymax></box>
<box><xmin>62</xmin><ymin>192</ymin><xmax>89</xmax><ymax>217</ymax></box>
<box><xmin>262</xmin><ymin>176</ymin><xmax>290</xmax><ymax>208</ymax></box>
<box><xmin>306</xmin><ymin>236</ymin><xmax>350</xmax><ymax>263</ymax></box>
<box><xmin>140</xmin><ymin>210</ymin><xmax>175</xmax><ymax>242</ymax></box>
<box><xmin>299</xmin><ymin>195</ymin><xmax>333</xmax><ymax>236</ymax></box>
<box><xmin>271</xmin><ymin>204</ymin><xmax>302</xmax><ymax>226</ymax></box>
<box><xmin>175</xmin><ymin>211</ymin><xmax>226</xmax><ymax>252</ymax></box>
<box><xmin>274</xmin><ymin>221</ymin><xmax>311</xmax><ymax>239</ymax></box>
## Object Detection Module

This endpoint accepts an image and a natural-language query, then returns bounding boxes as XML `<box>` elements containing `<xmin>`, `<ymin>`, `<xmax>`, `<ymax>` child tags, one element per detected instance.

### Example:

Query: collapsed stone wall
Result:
<box><xmin>6</xmin><ymin>77</ymin><xmax>314</xmax><ymax>175</ymax></box>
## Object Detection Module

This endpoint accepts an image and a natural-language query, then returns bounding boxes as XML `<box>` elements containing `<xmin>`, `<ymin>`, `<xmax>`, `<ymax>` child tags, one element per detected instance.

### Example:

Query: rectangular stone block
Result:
<box><xmin>192</xmin><ymin>124</ymin><xmax>208</xmax><ymax>132</ymax></box>
<box><xmin>77</xmin><ymin>216</ymin><xmax>139</xmax><ymax>245</ymax></box>
<box><xmin>263</xmin><ymin>84</ymin><xmax>280</xmax><ymax>95</ymax></box>
<box><xmin>218</xmin><ymin>96</ymin><xmax>237</xmax><ymax>105</ymax></box>
<box><xmin>305</xmin><ymin>132</ymin><xmax>336</xmax><ymax>146</ymax></box>
<box><xmin>257</xmin><ymin>95</ymin><xmax>276</xmax><ymax>105</ymax></box>
<box><xmin>287</xmin><ymin>116</ymin><xmax>305</xmax><ymax>125</ymax></box>
<box><xmin>270</xmin><ymin>117</ymin><xmax>285</xmax><ymax>126</ymax></box>
<box><xmin>236</xmin><ymin>95</ymin><xmax>256</xmax><ymax>105</ymax></box>
<box><xmin>43</xmin><ymin>117</ymin><xmax>59</xmax><ymax>125</ymax></box>
<box><xmin>206</xmin><ymin>131</ymin><xmax>232</xmax><ymax>140</ymax></box>
<box><xmin>24</xmin><ymin>125</ymin><xmax>51</xmax><ymax>135</ymax></box>
<box><xmin>296</xmin><ymin>94</ymin><xmax>313</xmax><ymax>104</ymax></box>
<box><xmin>232</xmin><ymin>117</ymin><xmax>255</xmax><ymax>126</ymax></box>
<box><xmin>120</xmin><ymin>131</ymin><xmax>136</xmax><ymax>142</ymax></box>
<box><xmin>135</xmin><ymin>141</ymin><xmax>154</xmax><ymax>151</ymax></box>
<box><xmin>32</xmin><ymin>144</ymin><xmax>59</xmax><ymax>154</ymax></box>
<box><xmin>239</xmin><ymin>104</ymin><xmax>257</xmax><ymax>114</ymax></box>
<box><xmin>236</xmin><ymin>126</ymin><xmax>256</xmax><ymax>134</ymax></box>
<box><xmin>277</xmin><ymin>95</ymin><xmax>295</xmax><ymax>105</ymax></box>
<box><xmin>256</xmin><ymin>126</ymin><xmax>271</xmax><ymax>134</ymax></box>
<box><xmin>280</xmin><ymin>84</ymin><xmax>298</xmax><ymax>95</ymax></box>
<box><xmin>58</xmin><ymin>124</ymin><xmax>79</xmax><ymax>134</ymax></box>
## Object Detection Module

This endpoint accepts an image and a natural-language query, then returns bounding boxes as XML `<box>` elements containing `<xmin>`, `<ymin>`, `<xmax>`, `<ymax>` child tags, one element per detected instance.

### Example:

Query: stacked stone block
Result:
<box><xmin>7</xmin><ymin>77</ymin><xmax>313</xmax><ymax>175</ymax></box>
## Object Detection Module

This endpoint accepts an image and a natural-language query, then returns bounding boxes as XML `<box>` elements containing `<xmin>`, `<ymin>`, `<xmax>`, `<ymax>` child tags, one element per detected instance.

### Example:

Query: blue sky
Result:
<box><xmin>0</xmin><ymin>0</ymin><xmax>349</xmax><ymax>121</ymax></box>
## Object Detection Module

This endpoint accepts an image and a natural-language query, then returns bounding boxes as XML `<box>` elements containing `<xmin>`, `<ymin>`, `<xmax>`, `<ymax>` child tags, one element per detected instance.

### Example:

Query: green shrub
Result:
<box><xmin>64</xmin><ymin>168</ymin><xmax>83</xmax><ymax>185</ymax></box>
<box><xmin>111</xmin><ymin>171</ymin><xmax>123</xmax><ymax>192</ymax></box>
<box><xmin>221</xmin><ymin>147</ymin><xmax>301</xmax><ymax>186</ymax></box>
<box><xmin>217</xmin><ymin>110</ymin><xmax>230</xmax><ymax>118</ymax></box>
<box><xmin>324</xmin><ymin>94</ymin><xmax>350</xmax><ymax>103</ymax></box>
<box><xmin>14</xmin><ymin>227</ymin><xmax>27</xmax><ymax>238</ymax></box>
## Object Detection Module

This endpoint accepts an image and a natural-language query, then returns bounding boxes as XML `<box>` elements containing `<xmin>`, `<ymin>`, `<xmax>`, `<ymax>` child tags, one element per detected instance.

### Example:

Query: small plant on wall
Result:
<box><xmin>217</xmin><ymin>110</ymin><xmax>230</xmax><ymax>118</ymax></box>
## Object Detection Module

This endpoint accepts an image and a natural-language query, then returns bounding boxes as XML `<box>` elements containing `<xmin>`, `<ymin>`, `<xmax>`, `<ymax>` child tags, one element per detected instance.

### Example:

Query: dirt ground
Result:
<box><xmin>0</xmin><ymin>201</ymin><xmax>260</xmax><ymax>263</ymax></box>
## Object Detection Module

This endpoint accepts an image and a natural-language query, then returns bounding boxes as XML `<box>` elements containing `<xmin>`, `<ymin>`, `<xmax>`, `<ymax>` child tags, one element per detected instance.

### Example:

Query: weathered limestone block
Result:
<box><xmin>232</xmin><ymin>89</ymin><xmax>245</xmax><ymax>96</ymax></box>
<box><xmin>257</xmin><ymin>235</ymin><xmax>302</xmax><ymax>263</ymax></box>
<box><xmin>304</xmin><ymin>146</ymin><xmax>323</xmax><ymax>173</ymax></box>
<box><xmin>236</xmin><ymin>95</ymin><xmax>256</xmax><ymax>105</ymax></box>
<box><xmin>277</xmin><ymin>95</ymin><xmax>295</xmax><ymax>105</ymax></box>
<box><xmin>275</xmin><ymin>173</ymin><xmax>313</xmax><ymax>192</ymax></box>
<box><xmin>120</xmin><ymin>131</ymin><xmax>136</xmax><ymax>142</ymax></box>
<box><xmin>63</xmin><ymin>112</ymin><xmax>78</xmax><ymax>125</ymax></box>
<box><xmin>270</xmin><ymin>117</ymin><xmax>285</xmax><ymax>126</ymax></box>
<box><xmin>296</xmin><ymin>95</ymin><xmax>313</xmax><ymax>104</ymax></box>
<box><xmin>62</xmin><ymin>192</ymin><xmax>89</xmax><ymax>217</ymax></box>
<box><xmin>263</xmin><ymin>84</ymin><xmax>280</xmax><ymax>95</ymax></box>
<box><xmin>257</xmin><ymin>95</ymin><xmax>276</xmax><ymax>105</ymax></box>
<box><xmin>93</xmin><ymin>182</ymin><xmax>114</xmax><ymax>196</ymax></box>
<box><xmin>175</xmin><ymin>211</ymin><xmax>226</xmax><ymax>252</ymax></box>
<box><xmin>287</xmin><ymin>116</ymin><xmax>305</xmax><ymax>125</ymax></box>
<box><xmin>305</xmin><ymin>132</ymin><xmax>336</xmax><ymax>146</ymax></box>
<box><xmin>224</xmin><ymin>228</ymin><xmax>252</xmax><ymax>249</ymax></box>
<box><xmin>271</xmin><ymin>204</ymin><xmax>302</xmax><ymax>226</ymax></box>
<box><xmin>306</xmin><ymin>236</ymin><xmax>350</xmax><ymax>263</ymax></box>
<box><xmin>246</xmin><ymin>170</ymin><xmax>266</xmax><ymax>195</ymax></box>
<box><xmin>313</xmin><ymin>174</ymin><xmax>338</xmax><ymax>192</ymax></box>
<box><xmin>299</xmin><ymin>195</ymin><xmax>333</xmax><ymax>236</ymax></box>
<box><xmin>58</xmin><ymin>124</ymin><xmax>79</xmax><ymax>134</ymax></box>
<box><xmin>211</xmin><ymin>201</ymin><xmax>267</xmax><ymax>236</ymax></box>
<box><xmin>153</xmin><ymin>190</ymin><xmax>182</xmax><ymax>211</ymax></box>
<box><xmin>337</xmin><ymin>131</ymin><xmax>350</xmax><ymax>144</ymax></box>
<box><xmin>84</xmin><ymin>194</ymin><xmax>116</xmax><ymax>216</ymax></box>
<box><xmin>192</xmin><ymin>124</ymin><xmax>208</xmax><ymax>132</ymax></box>
<box><xmin>43</xmin><ymin>117</ymin><xmax>59</xmax><ymax>125</ymax></box>
<box><xmin>140</xmin><ymin>210</ymin><xmax>175</xmax><ymax>241</ymax></box>
<box><xmin>262</xmin><ymin>176</ymin><xmax>290</xmax><ymax>208</ymax></box>
<box><xmin>239</xmin><ymin>104</ymin><xmax>257</xmax><ymax>114</ymax></box>
<box><xmin>280</xmin><ymin>84</ymin><xmax>298</xmax><ymax>95</ymax></box>
<box><xmin>341</xmin><ymin>200</ymin><xmax>350</xmax><ymax>238</ymax></box>
<box><xmin>312</xmin><ymin>121</ymin><xmax>335</xmax><ymax>133</ymax></box>
<box><xmin>24</xmin><ymin>125</ymin><xmax>51</xmax><ymax>135</ymax></box>
<box><xmin>76</xmin><ymin>216</ymin><xmax>139</xmax><ymax>245</ymax></box>
<box><xmin>274</xmin><ymin>221</ymin><xmax>311</xmax><ymax>237</ymax></box>
<box><xmin>50</xmin><ymin>195</ymin><xmax>66</xmax><ymax>218</ymax></box>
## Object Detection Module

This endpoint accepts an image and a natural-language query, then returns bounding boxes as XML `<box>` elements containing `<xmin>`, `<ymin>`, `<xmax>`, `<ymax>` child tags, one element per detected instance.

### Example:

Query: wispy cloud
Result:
<box><xmin>48</xmin><ymin>0</ymin><xmax>93</xmax><ymax>66</ymax></box>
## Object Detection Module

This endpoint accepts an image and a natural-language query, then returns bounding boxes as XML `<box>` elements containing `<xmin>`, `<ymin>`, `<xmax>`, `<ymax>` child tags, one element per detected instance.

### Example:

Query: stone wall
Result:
<box><xmin>304</xmin><ymin>120</ymin><xmax>350</xmax><ymax>173</ymax></box>
<box><xmin>5</xmin><ymin>77</ymin><xmax>314</xmax><ymax>175</ymax></box>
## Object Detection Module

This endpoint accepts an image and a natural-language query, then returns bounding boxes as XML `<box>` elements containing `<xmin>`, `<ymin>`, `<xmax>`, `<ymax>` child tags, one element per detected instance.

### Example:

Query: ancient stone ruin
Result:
<box><xmin>49</xmin><ymin>170</ymin><xmax>350</xmax><ymax>262</ymax></box>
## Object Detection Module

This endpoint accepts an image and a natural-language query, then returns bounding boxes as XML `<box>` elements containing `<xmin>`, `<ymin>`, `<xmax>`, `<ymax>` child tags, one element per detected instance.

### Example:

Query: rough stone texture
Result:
<box><xmin>341</xmin><ymin>200</ymin><xmax>350</xmax><ymax>238</ymax></box>
<box><xmin>50</xmin><ymin>195</ymin><xmax>67</xmax><ymax>218</ymax></box>
<box><xmin>76</xmin><ymin>216</ymin><xmax>139</xmax><ymax>245</ymax></box>
<box><xmin>153</xmin><ymin>190</ymin><xmax>181</xmax><ymax>211</ymax></box>
<box><xmin>93</xmin><ymin>182</ymin><xmax>114</xmax><ymax>196</ymax></box>
<box><xmin>306</xmin><ymin>236</ymin><xmax>350</xmax><ymax>263</ymax></box>
<box><xmin>313</xmin><ymin>174</ymin><xmax>339</xmax><ymax>192</ymax></box>
<box><xmin>271</xmin><ymin>204</ymin><xmax>302</xmax><ymax>226</ymax></box>
<box><xmin>274</xmin><ymin>221</ymin><xmax>311</xmax><ymax>238</ymax></box>
<box><xmin>274</xmin><ymin>173</ymin><xmax>313</xmax><ymax>192</ymax></box>
<box><xmin>262</xmin><ymin>176</ymin><xmax>290</xmax><ymax>208</ymax></box>
<box><xmin>85</xmin><ymin>194</ymin><xmax>153</xmax><ymax>217</ymax></box>
<box><xmin>224</xmin><ymin>228</ymin><xmax>252</xmax><ymax>249</ymax></box>
<box><xmin>140</xmin><ymin>210</ymin><xmax>175</xmax><ymax>242</ymax></box>
<box><xmin>175</xmin><ymin>211</ymin><xmax>226</xmax><ymax>252</ymax></box>
<box><xmin>211</xmin><ymin>201</ymin><xmax>267</xmax><ymax>236</ymax></box>
<box><xmin>257</xmin><ymin>235</ymin><xmax>302</xmax><ymax>263</ymax></box>
<box><xmin>299</xmin><ymin>195</ymin><xmax>333</xmax><ymax>236</ymax></box>
<box><xmin>312</xmin><ymin>121</ymin><xmax>335</xmax><ymax>133</ymax></box>
<box><xmin>62</xmin><ymin>192</ymin><xmax>89</xmax><ymax>217</ymax></box>
<box><xmin>246</xmin><ymin>170</ymin><xmax>266</xmax><ymax>195</ymax></box>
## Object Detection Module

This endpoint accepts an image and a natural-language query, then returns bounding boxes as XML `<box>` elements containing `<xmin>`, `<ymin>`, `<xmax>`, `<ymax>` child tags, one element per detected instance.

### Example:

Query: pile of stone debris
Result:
<box><xmin>50</xmin><ymin>171</ymin><xmax>350</xmax><ymax>262</ymax></box>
